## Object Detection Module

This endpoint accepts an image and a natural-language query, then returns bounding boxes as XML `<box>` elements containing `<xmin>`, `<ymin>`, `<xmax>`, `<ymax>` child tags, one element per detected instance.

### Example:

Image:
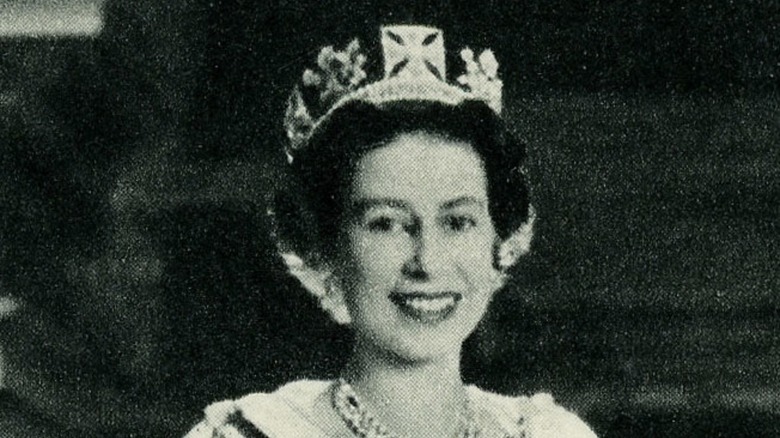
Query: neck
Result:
<box><xmin>340</xmin><ymin>338</ymin><xmax>468</xmax><ymax>438</ymax></box>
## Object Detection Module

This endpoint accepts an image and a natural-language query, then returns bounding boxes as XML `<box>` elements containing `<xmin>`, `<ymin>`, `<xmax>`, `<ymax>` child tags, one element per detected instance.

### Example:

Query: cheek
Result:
<box><xmin>454</xmin><ymin>234</ymin><xmax>496</xmax><ymax>276</ymax></box>
<box><xmin>343</xmin><ymin>232</ymin><xmax>412</xmax><ymax>288</ymax></box>
<box><xmin>455</xmin><ymin>238</ymin><xmax>500</xmax><ymax>331</ymax></box>
<box><xmin>453</xmin><ymin>235</ymin><xmax>501</xmax><ymax>291</ymax></box>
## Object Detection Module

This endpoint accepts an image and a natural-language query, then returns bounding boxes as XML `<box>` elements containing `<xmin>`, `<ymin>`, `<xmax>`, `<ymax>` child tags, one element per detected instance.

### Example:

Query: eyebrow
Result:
<box><xmin>350</xmin><ymin>196</ymin><xmax>487</xmax><ymax>214</ymax></box>
<box><xmin>350</xmin><ymin>198</ymin><xmax>413</xmax><ymax>215</ymax></box>
<box><xmin>440</xmin><ymin>196</ymin><xmax>487</xmax><ymax>210</ymax></box>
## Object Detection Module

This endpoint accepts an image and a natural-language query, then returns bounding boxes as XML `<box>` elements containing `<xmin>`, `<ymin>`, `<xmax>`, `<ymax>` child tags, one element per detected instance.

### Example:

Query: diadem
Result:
<box><xmin>284</xmin><ymin>25</ymin><xmax>503</xmax><ymax>162</ymax></box>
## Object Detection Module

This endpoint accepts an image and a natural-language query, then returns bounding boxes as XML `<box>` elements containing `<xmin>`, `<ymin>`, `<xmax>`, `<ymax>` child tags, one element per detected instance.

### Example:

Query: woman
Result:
<box><xmin>186</xmin><ymin>25</ymin><xmax>597</xmax><ymax>438</ymax></box>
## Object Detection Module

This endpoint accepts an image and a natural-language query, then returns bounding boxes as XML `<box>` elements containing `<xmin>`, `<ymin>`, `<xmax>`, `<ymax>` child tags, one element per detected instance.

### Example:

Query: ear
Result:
<box><xmin>280</xmin><ymin>252</ymin><xmax>352</xmax><ymax>325</ymax></box>
<box><xmin>496</xmin><ymin>208</ymin><xmax>536</xmax><ymax>270</ymax></box>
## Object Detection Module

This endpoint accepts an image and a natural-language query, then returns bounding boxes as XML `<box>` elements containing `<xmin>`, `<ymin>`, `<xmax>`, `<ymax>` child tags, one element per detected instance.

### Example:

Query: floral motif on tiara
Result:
<box><xmin>303</xmin><ymin>39</ymin><xmax>368</xmax><ymax>108</ymax></box>
<box><xmin>285</xmin><ymin>39</ymin><xmax>368</xmax><ymax>158</ymax></box>
<box><xmin>457</xmin><ymin>48</ymin><xmax>503</xmax><ymax>114</ymax></box>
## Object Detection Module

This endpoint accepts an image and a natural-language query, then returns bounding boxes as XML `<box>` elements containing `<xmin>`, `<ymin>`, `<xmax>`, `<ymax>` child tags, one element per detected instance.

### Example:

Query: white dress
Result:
<box><xmin>185</xmin><ymin>380</ymin><xmax>598</xmax><ymax>438</ymax></box>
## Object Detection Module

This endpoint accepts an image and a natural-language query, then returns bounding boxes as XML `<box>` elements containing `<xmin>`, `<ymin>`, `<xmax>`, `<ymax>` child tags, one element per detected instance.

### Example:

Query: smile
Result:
<box><xmin>388</xmin><ymin>292</ymin><xmax>462</xmax><ymax>323</ymax></box>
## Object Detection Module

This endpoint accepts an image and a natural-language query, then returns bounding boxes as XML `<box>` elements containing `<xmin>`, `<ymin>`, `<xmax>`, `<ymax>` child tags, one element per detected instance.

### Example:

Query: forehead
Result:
<box><xmin>350</xmin><ymin>131</ymin><xmax>488</xmax><ymax>204</ymax></box>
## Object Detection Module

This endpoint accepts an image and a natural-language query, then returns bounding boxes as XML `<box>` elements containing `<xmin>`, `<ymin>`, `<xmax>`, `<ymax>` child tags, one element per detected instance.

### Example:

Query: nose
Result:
<box><xmin>402</xmin><ymin>225</ymin><xmax>449</xmax><ymax>280</ymax></box>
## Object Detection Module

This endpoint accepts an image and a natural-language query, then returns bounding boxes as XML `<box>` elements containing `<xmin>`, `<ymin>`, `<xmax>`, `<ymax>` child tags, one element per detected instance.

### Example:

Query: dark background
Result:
<box><xmin>1</xmin><ymin>1</ymin><xmax>778</xmax><ymax>436</ymax></box>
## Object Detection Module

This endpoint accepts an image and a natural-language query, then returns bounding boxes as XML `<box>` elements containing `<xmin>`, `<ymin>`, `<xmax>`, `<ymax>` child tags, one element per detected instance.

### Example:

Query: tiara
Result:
<box><xmin>284</xmin><ymin>25</ymin><xmax>503</xmax><ymax>162</ymax></box>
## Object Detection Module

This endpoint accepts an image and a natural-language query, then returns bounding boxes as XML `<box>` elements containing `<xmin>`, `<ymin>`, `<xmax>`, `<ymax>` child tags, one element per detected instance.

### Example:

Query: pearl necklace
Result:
<box><xmin>331</xmin><ymin>378</ymin><xmax>480</xmax><ymax>438</ymax></box>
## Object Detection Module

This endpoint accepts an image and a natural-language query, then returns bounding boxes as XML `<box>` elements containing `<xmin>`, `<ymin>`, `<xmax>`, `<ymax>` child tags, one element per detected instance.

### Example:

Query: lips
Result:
<box><xmin>388</xmin><ymin>291</ymin><xmax>462</xmax><ymax>323</ymax></box>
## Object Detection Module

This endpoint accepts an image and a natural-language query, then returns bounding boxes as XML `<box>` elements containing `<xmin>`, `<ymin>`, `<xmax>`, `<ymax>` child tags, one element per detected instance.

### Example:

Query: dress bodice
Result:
<box><xmin>184</xmin><ymin>380</ymin><xmax>597</xmax><ymax>438</ymax></box>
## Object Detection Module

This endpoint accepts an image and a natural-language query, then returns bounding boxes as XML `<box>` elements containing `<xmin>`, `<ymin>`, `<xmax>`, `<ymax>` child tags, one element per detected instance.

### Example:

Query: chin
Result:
<box><xmin>382</xmin><ymin>344</ymin><xmax>461</xmax><ymax>366</ymax></box>
<box><xmin>368</xmin><ymin>327</ymin><xmax>473</xmax><ymax>366</ymax></box>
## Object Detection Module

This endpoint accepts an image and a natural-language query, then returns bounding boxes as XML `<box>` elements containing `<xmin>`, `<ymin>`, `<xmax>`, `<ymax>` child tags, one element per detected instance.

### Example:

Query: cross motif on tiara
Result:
<box><xmin>381</xmin><ymin>25</ymin><xmax>446</xmax><ymax>81</ymax></box>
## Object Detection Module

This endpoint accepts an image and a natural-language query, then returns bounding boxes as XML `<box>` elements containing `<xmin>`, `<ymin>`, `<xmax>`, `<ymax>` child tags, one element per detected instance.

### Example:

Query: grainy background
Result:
<box><xmin>0</xmin><ymin>1</ymin><xmax>778</xmax><ymax>437</ymax></box>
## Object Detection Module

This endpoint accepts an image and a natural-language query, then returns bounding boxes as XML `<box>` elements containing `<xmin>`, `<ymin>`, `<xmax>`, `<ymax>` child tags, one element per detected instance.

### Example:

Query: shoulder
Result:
<box><xmin>184</xmin><ymin>380</ymin><xmax>332</xmax><ymax>438</ymax></box>
<box><xmin>468</xmin><ymin>386</ymin><xmax>598</xmax><ymax>438</ymax></box>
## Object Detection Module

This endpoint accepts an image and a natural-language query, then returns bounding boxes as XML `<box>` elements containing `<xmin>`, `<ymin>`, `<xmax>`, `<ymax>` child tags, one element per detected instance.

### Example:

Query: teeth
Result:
<box><xmin>404</xmin><ymin>296</ymin><xmax>456</xmax><ymax>312</ymax></box>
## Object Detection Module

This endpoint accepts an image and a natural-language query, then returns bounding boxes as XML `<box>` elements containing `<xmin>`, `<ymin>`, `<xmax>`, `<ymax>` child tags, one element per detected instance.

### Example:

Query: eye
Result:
<box><xmin>366</xmin><ymin>216</ymin><xmax>400</xmax><ymax>233</ymax></box>
<box><xmin>363</xmin><ymin>213</ymin><xmax>414</xmax><ymax>235</ymax></box>
<box><xmin>442</xmin><ymin>215</ymin><xmax>477</xmax><ymax>233</ymax></box>
<box><xmin>354</xmin><ymin>204</ymin><xmax>415</xmax><ymax>236</ymax></box>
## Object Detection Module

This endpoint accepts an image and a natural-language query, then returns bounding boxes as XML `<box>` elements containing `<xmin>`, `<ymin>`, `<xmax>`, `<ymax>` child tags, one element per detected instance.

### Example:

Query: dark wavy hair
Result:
<box><xmin>274</xmin><ymin>99</ymin><xmax>531</xmax><ymax>265</ymax></box>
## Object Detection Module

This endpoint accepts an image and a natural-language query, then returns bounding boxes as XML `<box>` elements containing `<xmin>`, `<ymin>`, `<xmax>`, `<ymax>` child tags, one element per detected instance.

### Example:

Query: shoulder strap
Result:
<box><xmin>225</xmin><ymin>410</ymin><xmax>271</xmax><ymax>438</ymax></box>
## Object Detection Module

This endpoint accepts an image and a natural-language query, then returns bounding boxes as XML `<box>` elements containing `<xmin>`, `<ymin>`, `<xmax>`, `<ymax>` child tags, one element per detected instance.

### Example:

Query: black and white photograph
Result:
<box><xmin>0</xmin><ymin>1</ymin><xmax>778</xmax><ymax>437</ymax></box>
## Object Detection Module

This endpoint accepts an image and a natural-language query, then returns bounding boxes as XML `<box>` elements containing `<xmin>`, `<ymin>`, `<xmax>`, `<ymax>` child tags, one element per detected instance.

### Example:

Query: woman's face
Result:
<box><xmin>334</xmin><ymin>130</ymin><xmax>502</xmax><ymax>363</ymax></box>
